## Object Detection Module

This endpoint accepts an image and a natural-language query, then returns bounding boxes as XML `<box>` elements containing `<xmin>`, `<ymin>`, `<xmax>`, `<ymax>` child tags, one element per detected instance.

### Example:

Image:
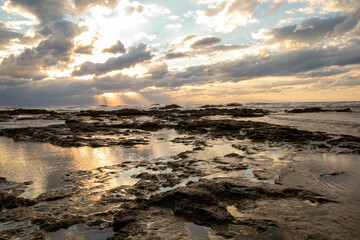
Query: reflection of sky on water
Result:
<box><xmin>0</xmin><ymin>129</ymin><xmax>191</xmax><ymax>198</ymax></box>
<box><xmin>51</xmin><ymin>224</ymin><xmax>114</xmax><ymax>240</ymax></box>
<box><xmin>0</xmin><ymin>120</ymin><xmax>65</xmax><ymax>129</ymax></box>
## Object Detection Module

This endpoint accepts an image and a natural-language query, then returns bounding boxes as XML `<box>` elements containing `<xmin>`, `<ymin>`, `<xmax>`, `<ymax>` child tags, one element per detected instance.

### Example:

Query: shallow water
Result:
<box><xmin>0</xmin><ymin>119</ymin><xmax>65</xmax><ymax>129</ymax></box>
<box><xmin>244</xmin><ymin>112</ymin><xmax>360</xmax><ymax>137</ymax></box>
<box><xmin>51</xmin><ymin>225</ymin><xmax>114</xmax><ymax>240</ymax></box>
<box><xmin>0</xmin><ymin>129</ymin><xmax>191</xmax><ymax>198</ymax></box>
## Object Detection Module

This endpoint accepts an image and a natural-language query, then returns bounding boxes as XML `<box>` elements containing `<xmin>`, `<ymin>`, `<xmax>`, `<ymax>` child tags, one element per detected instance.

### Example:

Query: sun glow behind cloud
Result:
<box><xmin>95</xmin><ymin>91</ymin><xmax>149</xmax><ymax>106</ymax></box>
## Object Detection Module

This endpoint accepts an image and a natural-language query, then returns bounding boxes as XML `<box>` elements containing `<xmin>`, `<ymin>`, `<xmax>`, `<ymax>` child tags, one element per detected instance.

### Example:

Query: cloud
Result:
<box><xmin>268</xmin><ymin>0</ymin><xmax>283</xmax><ymax>13</ymax></box>
<box><xmin>72</xmin><ymin>43</ymin><xmax>152</xmax><ymax>76</ymax></box>
<box><xmin>5</xmin><ymin>0</ymin><xmax>119</xmax><ymax>24</ymax></box>
<box><xmin>190</xmin><ymin>36</ymin><xmax>221</xmax><ymax>49</ymax></box>
<box><xmin>75</xmin><ymin>35</ymin><xmax>98</xmax><ymax>55</ymax></box>
<box><xmin>126</xmin><ymin>1</ymin><xmax>144</xmax><ymax>16</ymax></box>
<box><xmin>102</xmin><ymin>40</ymin><xmax>126</xmax><ymax>54</ymax></box>
<box><xmin>146</xmin><ymin>63</ymin><xmax>168</xmax><ymax>79</ymax></box>
<box><xmin>0</xmin><ymin>20</ymin><xmax>83</xmax><ymax>80</ymax></box>
<box><xmin>73</xmin><ymin>0</ymin><xmax>118</xmax><ymax>13</ymax></box>
<box><xmin>167</xmin><ymin>44</ymin><xmax>360</xmax><ymax>87</ymax></box>
<box><xmin>221</xmin><ymin>46</ymin><xmax>360</xmax><ymax>79</ymax></box>
<box><xmin>165</xmin><ymin>52</ymin><xmax>189</xmax><ymax>59</ymax></box>
<box><xmin>0</xmin><ymin>22</ymin><xmax>24</xmax><ymax>50</ymax></box>
<box><xmin>196</xmin><ymin>0</ymin><xmax>260</xmax><ymax>33</ymax></box>
<box><xmin>164</xmin><ymin>23</ymin><xmax>183</xmax><ymax>29</ymax></box>
<box><xmin>75</xmin><ymin>44</ymin><xmax>94</xmax><ymax>55</ymax></box>
<box><xmin>258</xmin><ymin>16</ymin><xmax>346</xmax><ymax>44</ymax></box>
<box><xmin>5</xmin><ymin>0</ymin><xmax>73</xmax><ymax>23</ymax></box>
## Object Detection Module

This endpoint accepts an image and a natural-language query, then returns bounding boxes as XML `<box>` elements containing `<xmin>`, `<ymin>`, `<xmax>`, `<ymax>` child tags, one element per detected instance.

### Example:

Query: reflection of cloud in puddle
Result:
<box><xmin>160</xmin><ymin>177</ymin><xmax>199</xmax><ymax>192</ymax></box>
<box><xmin>50</xmin><ymin>224</ymin><xmax>114</xmax><ymax>240</ymax></box>
<box><xmin>108</xmin><ymin>167</ymin><xmax>144</xmax><ymax>189</ymax></box>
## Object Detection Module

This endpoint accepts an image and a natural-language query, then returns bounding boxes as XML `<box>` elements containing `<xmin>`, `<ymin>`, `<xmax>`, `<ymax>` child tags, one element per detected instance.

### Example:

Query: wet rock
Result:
<box><xmin>286</xmin><ymin>107</ymin><xmax>325</xmax><ymax>113</ymax></box>
<box><xmin>286</xmin><ymin>107</ymin><xmax>352</xmax><ymax>114</ymax></box>
<box><xmin>224</xmin><ymin>153</ymin><xmax>244</xmax><ymax>159</ymax></box>
<box><xmin>319</xmin><ymin>172</ymin><xmax>346</xmax><ymax>177</ymax></box>
<box><xmin>198</xmin><ymin>104</ymin><xmax>224</xmax><ymax>108</ymax></box>
<box><xmin>226</xmin><ymin>103</ymin><xmax>243</xmax><ymax>107</ymax></box>
<box><xmin>158</xmin><ymin>104</ymin><xmax>182</xmax><ymax>110</ymax></box>
<box><xmin>32</xmin><ymin>214</ymin><xmax>86</xmax><ymax>232</ymax></box>
<box><xmin>0</xmin><ymin>191</ymin><xmax>35</xmax><ymax>209</ymax></box>
<box><xmin>335</xmin><ymin>108</ymin><xmax>352</xmax><ymax>112</ymax></box>
<box><xmin>111</xmin><ymin>178</ymin><xmax>336</xmax><ymax>238</ymax></box>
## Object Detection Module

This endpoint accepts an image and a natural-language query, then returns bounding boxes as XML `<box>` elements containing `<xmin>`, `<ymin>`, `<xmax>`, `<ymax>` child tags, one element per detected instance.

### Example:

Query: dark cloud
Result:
<box><xmin>167</xmin><ymin>45</ymin><xmax>360</xmax><ymax>87</ymax></box>
<box><xmin>209</xmin><ymin>44</ymin><xmax>249</xmax><ymax>51</ymax></box>
<box><xmin>165</xmin><ymin>52</ymin><xmax>189</xmax><ymax>59</ymax></box>
<box><xmin>190</xmin><ymin>36</ymin><xmax>221</xmax><ymax>49</ymax></box>
<box><xmin>265</xmin><ymin>16</ymin><xmax>346</xmax><ymax>44</ymax></box>
<box><xmin>164</xmin><ymin>44</ymin><xmax>248</xmax><ymax>60</ymax></box>
<box><xmin>0</xmin><ymin>20</ymin><xmax>83</xmax><ymax>80</ymax></box>
<box><xmin>7</xmin><ymin>0</ymin><xmax>119</xmax><ymax>24</ymax></box>
<box><xmin>302</xmin><ymin>69</ymin><xmax>347</xmax><ymax>78</ymax></box>
<box><xmin>146</xmin><ymin>64</ymin><xmax>168</xmax><ymax>79</ymax></box>
<box><xmin>75</xmin><ymin>44</ymin><xmax>94</xmax><ymax>55</ymax></box>
<box><xmin>72</xmin><ymin>43</ymin><xmax>152</xmax><ymax>76</ymax></box>
<box><xmin>0</xmin><ymin>22</ymin><xmax>36</xmax><ymax>50</ymax></box>
<box><xmin>0</xmin><ymin>24</ymin><xmax>23</xmax><ymax>50</ymax></box>
<box><xmin>221</xmin><ymin>46</ymin><xmax>360</xmax><ymax>79</ymax></box>
<box><xmin>7</xmin><ymin>0</ymin><xmax>73</xmax><ymax>23</ymax></box>
<box><xmin>102</xmin><ymin>40</ymin><xmax>126</xmax><ymax>54</ymax></box>
<box><xmin>334</xmin><ymin>9</ymin><xmax>360</xmax><ymax>35</ymax></box>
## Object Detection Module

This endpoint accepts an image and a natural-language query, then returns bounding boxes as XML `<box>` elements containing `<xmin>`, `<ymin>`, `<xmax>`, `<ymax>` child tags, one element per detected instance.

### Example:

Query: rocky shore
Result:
<box><xmin>0</xmin><ymin>106</ymin><xmax>359</xmax><ymax>239</ymax></box>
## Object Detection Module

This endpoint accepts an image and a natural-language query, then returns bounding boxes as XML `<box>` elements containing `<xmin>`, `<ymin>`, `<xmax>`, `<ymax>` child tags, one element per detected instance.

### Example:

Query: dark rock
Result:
<box><xmin>226</xmin><ymin>103</ymin><xmax>242</xmax><ymax>107</ymax></box>
<box><xmin>335</xmin><ymin>108</ymin><xmax>352</xmax><ymax>112</ymax></box>
<box><xmin>0</xmin><ymin>191</ymin><xmax>35</xmax><ymax>209</ymax></box>
<box><xmin>158</xmin><ymin>104</ymin><xmax>182</xmax><ymax>110</ymax></box>
<box><xmin>286</xmin><ymin>107</ymin><xmax>325</xmax><ymax>113</ymax></box>
<box><xmin>319</xmin><ymin>172</ymin><xmax>346</xmax><ymax>177</ymax></box>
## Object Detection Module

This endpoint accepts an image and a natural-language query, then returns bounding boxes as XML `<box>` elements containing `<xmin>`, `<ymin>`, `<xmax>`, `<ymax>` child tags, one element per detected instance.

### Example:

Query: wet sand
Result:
<box><xmin>0</xmin><ymin>106</ymin><xmax>359</xmax><ymax>239</ymax></box>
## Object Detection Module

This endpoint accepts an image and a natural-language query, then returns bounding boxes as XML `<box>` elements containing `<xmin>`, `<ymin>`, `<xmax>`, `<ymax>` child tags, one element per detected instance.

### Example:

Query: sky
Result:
<box><xmin>0</xmin><ymin>0</ymin><xmax>359</xmax><ymax>107</ymax></box>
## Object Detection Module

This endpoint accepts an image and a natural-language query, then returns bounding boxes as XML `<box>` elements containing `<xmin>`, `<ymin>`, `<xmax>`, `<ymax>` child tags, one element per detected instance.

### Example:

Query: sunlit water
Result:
<box><xmin>0</xmin><ymin>129</ymin><xmax>191</xmax><ymax>198</ymax></box>
<box><xmin>206</xmin><ymin>111</ymin><xmax>360</xmax><ymax>137</ymax></box>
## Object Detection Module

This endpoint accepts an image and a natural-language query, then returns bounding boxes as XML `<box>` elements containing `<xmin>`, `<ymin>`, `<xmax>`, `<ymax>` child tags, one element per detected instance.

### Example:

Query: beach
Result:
<box><xmin>0</xmin><ymin>102</ymin><xmax>359</xmax><ymax>239</ymax></box>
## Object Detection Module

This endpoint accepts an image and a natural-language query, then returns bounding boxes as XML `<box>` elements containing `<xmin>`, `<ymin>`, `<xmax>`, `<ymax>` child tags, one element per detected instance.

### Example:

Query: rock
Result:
<box><xmin>285</xmin><ymin>107</ymin><xmax>325</xmax><ymax>113</ymax></box>
<box><xmin>158</xmin><ymin>104</ymin><xmax>182</xmax><ymax>110</ymax></box>
<box><xmin>0</xmin><ymin>191</ymin><xmax>35</xmax><ymax>209</ymax></box>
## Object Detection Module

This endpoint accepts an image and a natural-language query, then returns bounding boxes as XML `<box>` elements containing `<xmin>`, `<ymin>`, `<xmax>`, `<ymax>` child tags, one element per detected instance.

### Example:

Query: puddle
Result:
<box><xmin>203</xmin><ymin>169</ymin><xmax>274</xmax><ymax>184</ymax></box>
<box><xmin>107</xmin><ymin>167</ymin><xmax>144</xmax><ymax>189</ymax></box>
<box><xmin>0</xmin><ymin>219</ymin><xmax>38</xmax><ymax>235</ymax></box>
<box><xmin>0</xmin><ymin>120</ymin><xmax>65</xmax><ymax>130</ymax></box>
<box><xmin>50</xmin><ymin>224</ymin><xmax>114</xmax><ymax>240</ymax></box>
<box><xmin>160</xmin><ymin>168</ymin><xmax>172</xmax><ymax>174</ymax></box>
<box><xmin>186</xmin><ymin>222</ymin><xmax>211</xmax><ymax>240</ymax></box>
<box><xmin>0</xmin><ymin>129</ymin><xmax>191</xmax><ymax>198</ymax></box>
<box><xmin>160</xmin><ymin>177</ymin><xmax>199</xmax><ymax>192</ymax></box>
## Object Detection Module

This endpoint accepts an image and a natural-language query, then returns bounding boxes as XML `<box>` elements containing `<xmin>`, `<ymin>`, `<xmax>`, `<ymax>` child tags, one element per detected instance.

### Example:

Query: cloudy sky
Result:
<box><xmin>0</xmin><ymin>0</ymin><xmax>359</xmax><ymax>107</ymax></box>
